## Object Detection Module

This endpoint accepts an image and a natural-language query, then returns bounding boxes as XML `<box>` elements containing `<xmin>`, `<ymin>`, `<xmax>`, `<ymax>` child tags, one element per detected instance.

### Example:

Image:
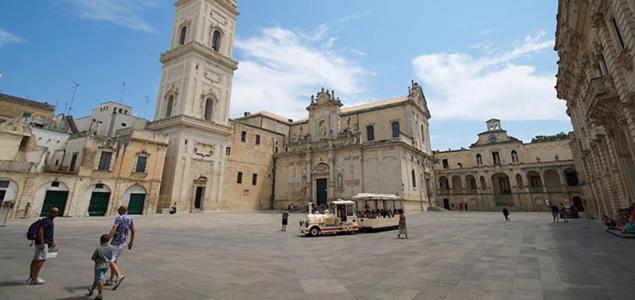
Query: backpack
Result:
<box><xmin>26</xmin><ymin>218</ymin><xmax>44</xmax><ymax>241</ymax></box>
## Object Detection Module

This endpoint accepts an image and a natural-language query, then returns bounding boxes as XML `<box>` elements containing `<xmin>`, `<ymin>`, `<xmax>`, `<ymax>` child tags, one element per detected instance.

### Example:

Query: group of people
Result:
<box><xmin>601</xmin><ymin>203</ymin><xmax>635</xmax><ymax>234</ymax></box>
<box><xmin>548</xmin><ymin>202</ymin><xmax>574</xmax><ymax>223</ymax></box>
<box><xmin>27</xmin><ymin>205</ymin><xmax>135</xmax><ymax>300</ymax></box>
<box><xmin>357</xmin><ymin>208</ymin><xmax>398</xmax><ymax>218</ymax></box>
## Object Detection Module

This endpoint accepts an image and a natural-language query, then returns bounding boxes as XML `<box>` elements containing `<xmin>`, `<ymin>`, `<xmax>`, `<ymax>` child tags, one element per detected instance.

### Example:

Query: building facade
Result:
<box><xmin>0</xmin><ymin>95</ymin><xmax>168</xmax><ymax>218</ymax></box>
<box><xmin>433</xmin><ymin>119</ymin><xmax>584</xmax><ymax>212</ymax></box>
<box><xmin>266</xmin><ymin>84</ymin><xmax>435</xmax><ymax>212</ymax></box>
<box><xmin>555</xmin><ymin>0</ymin><xmax>635</xmax><ymax>218</ymax></box>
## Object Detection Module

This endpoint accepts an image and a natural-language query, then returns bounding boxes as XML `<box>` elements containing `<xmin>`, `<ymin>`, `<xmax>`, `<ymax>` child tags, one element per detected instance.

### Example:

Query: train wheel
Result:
<box><xmin>309</xmin><ymin>227</ymin><xmax>320</xmax><ymax>237</ymax></box>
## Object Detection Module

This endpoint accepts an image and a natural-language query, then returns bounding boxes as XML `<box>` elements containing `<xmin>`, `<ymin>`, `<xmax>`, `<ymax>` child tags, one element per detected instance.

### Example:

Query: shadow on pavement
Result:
<box><xmin>0</xmin><ymin>281</ymin><xmax>26</xmax><ymax>287</ymax></box>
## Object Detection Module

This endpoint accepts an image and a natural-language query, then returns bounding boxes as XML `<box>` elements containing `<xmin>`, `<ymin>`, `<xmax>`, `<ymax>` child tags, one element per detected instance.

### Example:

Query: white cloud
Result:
<box><xmin>0</xmin><ymin>28</ymin><xmax>24</xmax><ymax>47</ymax></box>
<box><xmin>412</xmin><ymin>31</ymin><xmax>565</xmax><ymax>121</ymax></box>
<box><xmin>231</xmin><ymin>26</ymin><xmax>368</xmax><ymax>120</ymax></box>
<box><xmin>58</xmin><ymin>0</ymin><xmax>159</xmax><ymax>33</ymax></box>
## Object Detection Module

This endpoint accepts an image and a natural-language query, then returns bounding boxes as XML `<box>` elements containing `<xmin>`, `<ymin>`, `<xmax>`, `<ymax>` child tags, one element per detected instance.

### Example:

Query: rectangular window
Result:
<box><xmin>226</xmin><ymin>147</ymin><xmax>231</xmax><ymax>156</ymax></box>
<box><xmin>391</xmin><ymin>122</ymin><xmax>400</xmax><ymax>138</ymax></box>
<box><xmin>255</xmin><ymin>134</ymin><xmax>261</xmax><ymax>145</ymax></box>
<box><xmin>69</xmin><ymin>152</ymin><xmax>79</xmax><ymax>171</ymax></box>
<box><xmin>98</xmin><ymin>151</ymin><xmax>112</xmax><ymax>171</ymax></box>
<box><xmin>241</xmin><ymin>131</ymin><xmax>247</xmax><ymax>142</ymax></box>
<box><xmin>366</xmin><ymin>126</ymin><xmax>375</xmax><ymax>141</ymax></box>
<box><xmin>492</xmin><ymin>152</ymin><xmax>501</xmax><ymax>165</ymax></box>
<box><xmin>136</xmin><ymin>156</ymin><xmax>147</xmax><ymax>173</ymax></box>
<box><xmin>442</xmin><ymin>159</ymin><xmax>449</xmax><ymax>169</ymax></box>
<box><xmin>0</xmin><ymin>180</ymin><xmax>9</xmax><ymax>188</ymax></box>
<box><xmin>612</xmin><ymin>17</ymin><xmax>626</xmax><ymax>49</ymax></box>
<box><xmin>252</xmin><ymin>173</ymin><xmax>258</xmax><ymax>185</ymax></box>
<box><xmin>237</xmin><ymin>172</ymin><xmax>243</xmax><ymax>184</ymax></box>
<box><xmin>51</xmin><ymin>181</ymin><xmax>60</xmax><ymax>187</ymax></box>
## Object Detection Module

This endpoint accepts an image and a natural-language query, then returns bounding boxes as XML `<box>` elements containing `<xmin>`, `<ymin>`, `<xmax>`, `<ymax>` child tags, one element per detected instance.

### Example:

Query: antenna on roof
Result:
<box><xmin>120</xmin><ymin>81</ymin><xmax>126</xmax><ymax>104</ymax></box>
<box><xmin>67</xmin><ymin>81</ymin><xmax>80</xmax><ymax>116</ymax></box>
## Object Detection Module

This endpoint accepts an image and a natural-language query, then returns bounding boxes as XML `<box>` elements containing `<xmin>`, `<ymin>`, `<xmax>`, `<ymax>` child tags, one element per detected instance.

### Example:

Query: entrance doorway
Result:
<box><xmin>572</xmin><ymin>197</ymin><xmax>584</xmax><ymax>212</ymax></box>
<box><xmin>316</xmin><ymin>178</ymin><xmax>327</xmax><ymax>206</ymax></box>
<box><xmin>128</xmin><ymin>193</ymin><xmax>145</xmax><ymax>215</ymax></box>
<box><xmin>443</xmin><ymin>198</ymin><xmax>450</xmax><ymax>210</ymax></box>
<box><xmin>194</xmin><ymin>186</ymin><xmax>205</xmax><ymax>209</ymax></box>
<box><xmin>41</xmin><ymin>191</ymin><xmax>68</xmax><ymax>216</ymax></box>
<box><xmin>88</xmin><ymin>192</ymin><xmax>110</xmax><ymax>216</ymax></box>
<box><xmin>0</xmin><ymin>190</ymin><xmax>5</xmax><ymax>207</ymax></box>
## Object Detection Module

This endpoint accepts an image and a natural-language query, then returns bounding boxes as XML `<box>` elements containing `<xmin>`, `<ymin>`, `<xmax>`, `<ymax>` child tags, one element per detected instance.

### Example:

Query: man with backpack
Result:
<box><xmin>27</xmin><ymin>207</ymin><xmax>58</xmax><ymax>285</ymax></box>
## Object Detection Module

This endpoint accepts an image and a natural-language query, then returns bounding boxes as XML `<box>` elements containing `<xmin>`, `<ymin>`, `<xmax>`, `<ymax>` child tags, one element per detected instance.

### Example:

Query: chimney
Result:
<box><xmin>244</xmin><ymin>112</ymin><xmax>251</xmax><ymax>117</ymax></box>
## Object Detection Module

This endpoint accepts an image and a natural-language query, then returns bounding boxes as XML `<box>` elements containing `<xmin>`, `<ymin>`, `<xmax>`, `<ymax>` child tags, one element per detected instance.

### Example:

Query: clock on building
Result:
<box><xmin>488</xmin><ymin>135</ymin><xmax>497</xmax><ymax>143</ymax></box>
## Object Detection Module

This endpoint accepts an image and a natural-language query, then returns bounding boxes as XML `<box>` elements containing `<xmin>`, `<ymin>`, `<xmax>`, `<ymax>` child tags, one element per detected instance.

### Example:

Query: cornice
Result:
<box><xmin>146</xmin><ymin>115</ymin><xmax>233</xmax><ymax>136</ymax></box>
<box><xmin>160</xmin><ymin>42</ymin><xmax>238</xmax><ymax>71</ymax></box>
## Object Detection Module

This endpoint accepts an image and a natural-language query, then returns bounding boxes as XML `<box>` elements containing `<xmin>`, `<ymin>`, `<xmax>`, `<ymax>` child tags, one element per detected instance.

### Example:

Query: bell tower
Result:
<box><xmin>154</xmin><ymin>0</ymin><xmax>238</xmax><ymax>124</ymax></box>
<box><xmin>147</xmin><ymin>0</ymin><xmax>238</xmax><ymax>213</ymax></box>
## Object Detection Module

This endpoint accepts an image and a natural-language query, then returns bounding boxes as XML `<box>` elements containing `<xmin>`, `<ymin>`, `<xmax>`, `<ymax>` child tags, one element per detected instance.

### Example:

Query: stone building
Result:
<box><xmin>433</xmin><ymin>119</ymin><xmax>583</xmax><ymax>212</ymax></box>
<box><xmin>0</xmin><ymin>99</ymin><xmax>168</xmax><ymax>218</ymax></box>
<box><xmin>0</xmin><ymin>93</ymin><xmax>55</xmax><ymax>123</ymax></box>
<box><xmin>555</xmin><ymin>0</ymin><xmax>635</xmax><ymax>218</ymax></box>
<box><xmin>146</xmin><ymin>0</ymin><xmax>239</xmax><ymax>213</ymax></box>
<box><xmin>263</xmin><ymin>84</ymin><xmax>435</xmax><ymax>212</ymax></box>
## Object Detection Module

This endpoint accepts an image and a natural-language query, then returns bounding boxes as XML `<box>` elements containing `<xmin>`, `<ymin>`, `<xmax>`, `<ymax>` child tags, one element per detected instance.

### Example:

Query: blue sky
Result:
<box><xmin>0</xmin><ymin>0</ymin><xmax>570</xmax><ymax>150</ymax></box>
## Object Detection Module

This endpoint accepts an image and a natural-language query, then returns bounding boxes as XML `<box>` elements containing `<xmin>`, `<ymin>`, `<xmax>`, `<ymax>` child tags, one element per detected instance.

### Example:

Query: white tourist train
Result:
<box><xmin>299</xmin><ymin>193</ymin><xmax>403</xmax><ymax>236</ymax></box>
<box><xmin>353</xmin><ymin>193</ymin><xmax>402</xmax><ymax>232</ymax></box>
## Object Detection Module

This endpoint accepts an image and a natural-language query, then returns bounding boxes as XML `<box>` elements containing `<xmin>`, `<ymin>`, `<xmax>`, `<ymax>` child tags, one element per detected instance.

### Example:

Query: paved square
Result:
<box><xmin>1</xmin><ymin>212</ymin><xmax>634</xmax><ymax>299</ymax></box>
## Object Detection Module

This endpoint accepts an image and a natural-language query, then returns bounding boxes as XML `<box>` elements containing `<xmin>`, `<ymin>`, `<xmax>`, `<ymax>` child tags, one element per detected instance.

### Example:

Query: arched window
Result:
<box><xmin>166</xmin><ymin>95</ymin><xmax>174</xmax><ymax>118</ymax></box>
<box><xmin>212</xmin><ymin>30</ymin><xmax>222</xmax><ymax>52</ymax></box>
<box><xmin>476</xmin><ymin>154</ymin><xmax>482</xmax><ymax>166</ymax></box>
<box><xmin>204</xmin><ymin>98</ymin><xmax>214</xmax><ymax>121</ymax></box>
<box><xmin>391</xmin><ymin>121</ymin><xmax>400</xmax><ymax>138</ymax></box>
<box><xmin>179</xmin><ymin>26</ymin><xmax>187</xmax><ymax>45</ymax></box>
<box><xmin>511</xmin><ymin>150</ymin><xmax>518</xmax><ymax>162</ymax></box>
<box><xmin>366</xmin><ymin>125</ymin><xmax>375</xmax><ymax>141</ymax></box>
<box><xmin>411</xmin><ymin>169</ymin><xmax>416</xmax><ymax>188</ymax></box>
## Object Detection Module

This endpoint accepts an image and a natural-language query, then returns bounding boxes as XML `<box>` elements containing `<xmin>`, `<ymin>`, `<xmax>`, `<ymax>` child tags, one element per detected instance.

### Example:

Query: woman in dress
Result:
<box><xmin>397</xmin><ymin>209</ymin><xmax>408</xmax><ymax>239</ymax></box>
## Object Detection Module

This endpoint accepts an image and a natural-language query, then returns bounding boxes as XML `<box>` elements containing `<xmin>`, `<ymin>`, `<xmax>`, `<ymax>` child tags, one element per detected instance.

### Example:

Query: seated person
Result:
<box><xmin>601</xmin><ymin>215</ymin><xmax>617</xmax><ymax>229</ymax></box>
<box><xmin>622</xmin><ymin>219</ymin><xmax>635</xmax><ymax>234</ymax></box>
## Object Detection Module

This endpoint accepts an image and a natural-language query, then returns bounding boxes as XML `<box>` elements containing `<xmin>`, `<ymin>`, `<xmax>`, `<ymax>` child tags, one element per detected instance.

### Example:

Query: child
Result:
<box><xmin>281</xmin><ymin>210</ymin><xmax>289</xmax><ymax>232</ymax></box>
<box><xmin>87</xmin><ymin>234</ymin><xmax>113</xmax><ymax>300</ymax></box>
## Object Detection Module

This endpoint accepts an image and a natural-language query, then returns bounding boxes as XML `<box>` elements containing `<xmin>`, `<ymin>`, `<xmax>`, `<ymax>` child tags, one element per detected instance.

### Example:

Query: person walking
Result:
<box><xmin>397</xmin><ymin>209</ymin><xmax>408</xmax><ymax>239</ymax></box>
<box><xmin>87</xmin><ymin>234</ymin><xmax>113</xmax><ymax>300</ymax></box>
<box><xmin>106</xmin><ymin>206</ymin><xmax>135</xmax><ymax>289</ymax></box>
<box><xmin>27</xmin><ymin>207</ymin><xmax>58</xmax><ymax>285</ymax></box>
<box><xmin>281</xmin><ymin>210</ymin><xmax>289</xmax><ymax>232</ymax></box>
<box><xmin>559</xmin><ymin>203</ymin><xmax>568</xmax><ymax>223</ymax></box>
<box><xmin>549</xmin><ymin>203</ymin><xmax>559</xmax><ymax>223</ymax></box>
<box><xmin>502</xmin><ymin>207</ymin><xmax>510</xmax><ymax>222</ymax></box>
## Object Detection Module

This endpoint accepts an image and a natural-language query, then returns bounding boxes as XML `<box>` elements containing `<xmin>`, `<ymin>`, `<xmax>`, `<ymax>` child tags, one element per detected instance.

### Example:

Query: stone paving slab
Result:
<box><xmin>0</xmin><ymin>212</ymin><xmax>634</xmax><ymax>299</ymax></box>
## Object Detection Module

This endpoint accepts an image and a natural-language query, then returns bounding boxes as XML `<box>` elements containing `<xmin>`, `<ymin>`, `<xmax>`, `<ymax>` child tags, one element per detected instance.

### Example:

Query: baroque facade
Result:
<box><xmin>556</xmin><ymin>0</ymin><xmax>635</xmax><ymax>218</ymax></box>
<box><xmin>433</xmin><ymin>119</ymin><xmax>584</xmax><ymax>212</ymax></box>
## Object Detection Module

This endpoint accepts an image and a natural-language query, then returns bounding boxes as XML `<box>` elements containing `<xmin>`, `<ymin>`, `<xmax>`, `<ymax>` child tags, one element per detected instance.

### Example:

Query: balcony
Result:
<box><xmin>0</xmin><ymin>160</ymin><xmax>33</xmax><ymax>172</ymax></box>
<box><xmin>585</xmin><ymin>75</ymin><xmax>619</xmax><ymax>119</ymax></box>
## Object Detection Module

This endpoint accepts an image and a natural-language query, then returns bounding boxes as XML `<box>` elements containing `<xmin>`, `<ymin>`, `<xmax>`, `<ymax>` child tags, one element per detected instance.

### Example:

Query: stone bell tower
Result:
<box><xmin>147</xmin><ymin>0</ymin><xmax>239</xmax><ymax>212</ymax></box>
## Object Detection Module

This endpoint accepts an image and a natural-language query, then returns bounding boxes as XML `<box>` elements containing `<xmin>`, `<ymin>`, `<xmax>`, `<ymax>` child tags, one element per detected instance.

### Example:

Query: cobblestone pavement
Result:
<box><xmin>0</xmin><ymin>211</ymin><xmax>633</xmax><ymax>300</ymax></box>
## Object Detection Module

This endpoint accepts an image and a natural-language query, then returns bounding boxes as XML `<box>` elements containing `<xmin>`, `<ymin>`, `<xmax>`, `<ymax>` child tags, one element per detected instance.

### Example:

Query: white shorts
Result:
<box><xmin>111</xmin><ymin>244</ymin><xmax>126</xmax><ymax>262</ymax></box>
<box><xmin>33</xmin><ymin>244</ymin><xmax>48</xmax><ymax>261</ymax></box>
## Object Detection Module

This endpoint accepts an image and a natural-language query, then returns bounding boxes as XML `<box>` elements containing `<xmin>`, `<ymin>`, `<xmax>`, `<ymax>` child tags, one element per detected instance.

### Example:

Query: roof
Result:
<box><xmin>237</xmin><ymin>111</ymin><xmax>293</xmax><ymax>124</ymax></box>
<box><xmin>0</xmin><ymin>93</ymin><xmax>55</xmax><ymax>111</ymax></box>
<box><xmin>341</xmin><ymin>96</ymin><xmax>409</xmax><ymax>114</ymax></box>
<box><xmin>239</xmin><ymin>95</ymin><xmax>411</xmax><ymax>126</ymax></box>
<box><xmin>333</xmin><ymin>200</ymin><xmax>355</xmax><ymax>205</ymax></box>
<box><xmin>352</xmin><ymin>193</ymin><xmax>401</xmax><ymax>200</ymax></box>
